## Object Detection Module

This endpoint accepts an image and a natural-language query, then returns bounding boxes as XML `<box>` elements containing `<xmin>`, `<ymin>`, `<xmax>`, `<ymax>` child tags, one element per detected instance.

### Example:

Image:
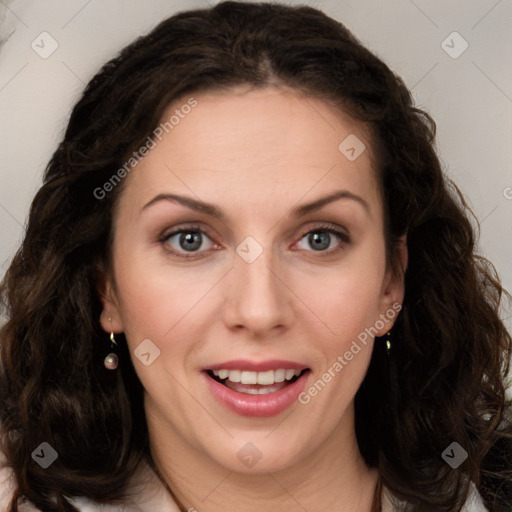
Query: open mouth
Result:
<box><xmin>206</xmin><ymin>368</ymin><xmax>309</xmax><ymax>395</ymax></box>
<box><xmin>203</xmin><ymin>364</ymin><xmax>312</xmax><ymax>416</ymax></box>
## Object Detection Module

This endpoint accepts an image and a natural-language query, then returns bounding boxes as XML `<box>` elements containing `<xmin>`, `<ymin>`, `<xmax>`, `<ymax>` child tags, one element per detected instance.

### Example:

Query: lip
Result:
<box><xmin>202</xmin><ymin>368</ymin><xmax>311</xmax><ymax>417</ymax></box>
<box><xmin>205</xmin><ymin>359</ymin><xmax>309</xmax><ymax>372</ymax></box>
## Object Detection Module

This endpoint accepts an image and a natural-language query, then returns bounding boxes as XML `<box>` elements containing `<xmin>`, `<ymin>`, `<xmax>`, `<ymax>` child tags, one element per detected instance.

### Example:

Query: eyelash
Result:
<box><xmin>158</xmin><ymin>222</ymin><xmax>351</xmax><ymax>260</ymax></box>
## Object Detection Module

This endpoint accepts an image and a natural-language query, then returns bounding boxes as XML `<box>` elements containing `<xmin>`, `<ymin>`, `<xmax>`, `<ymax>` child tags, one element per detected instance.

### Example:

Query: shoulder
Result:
<box><xmin>382</xmin><ymin>481</ymin><xmax>489</xmax><ymax>511</ymax></box>
<box><xmin>0</xmin><ymin>452</ymin><xmax>181</xmax><ymax>512</ymax></box>
<box><xmin>461</xmin><ymin>481</ymin><xmax>489</xmax><ymax>512</ymax></box>
<box><xmin>0</xmin><ymin>454</ymin><xmax>38</xmax><ymax>512</ymax></box>
<box><xmin>0</xmin><ymin>462</ymin><xmax>15</xmax><ymax>510</ymax></box>
<box><xmin>0</xmin><ymin>461</ymin><xmax>137</xmax><ymax>511</ymax></box>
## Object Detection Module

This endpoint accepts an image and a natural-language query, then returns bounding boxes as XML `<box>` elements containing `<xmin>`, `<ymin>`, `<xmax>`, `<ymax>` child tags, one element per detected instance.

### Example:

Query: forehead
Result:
<box><xmin>117</xmin><ymin>86</ymin><xmax>381</xmax><ymax>221</ymax></box>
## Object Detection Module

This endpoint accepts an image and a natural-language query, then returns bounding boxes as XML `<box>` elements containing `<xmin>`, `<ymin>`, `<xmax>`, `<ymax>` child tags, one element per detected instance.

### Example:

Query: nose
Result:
<box><xmin>223</xmin><ymin>241</ymin><xmax>293</xmax><ymax>337</ymax></box>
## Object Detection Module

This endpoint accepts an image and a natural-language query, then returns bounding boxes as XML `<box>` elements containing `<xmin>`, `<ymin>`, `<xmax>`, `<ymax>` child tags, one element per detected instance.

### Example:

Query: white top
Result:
<box><xmin>0</xmin><ymin>453</ymin><xmax>489</xmax><ymax>512</ymax></box>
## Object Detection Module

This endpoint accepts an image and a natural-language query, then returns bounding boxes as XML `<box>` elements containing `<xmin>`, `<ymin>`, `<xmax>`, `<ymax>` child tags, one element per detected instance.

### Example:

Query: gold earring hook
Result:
<box><xmin>107</xmin><ymin>317</ymin><xmax>117</xmax><ymax>346</ymax></box>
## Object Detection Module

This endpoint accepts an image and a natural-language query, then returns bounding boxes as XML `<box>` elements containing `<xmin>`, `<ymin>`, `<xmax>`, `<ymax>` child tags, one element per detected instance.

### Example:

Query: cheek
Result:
<box><xmin>112</xmin><ymin>221</ymin><xmax>387</xmax><ymax>355</ymax></box>
<box><xmin>111</xmin><ymin>245</ymin><xmax>174</xmax><ymax>343</ymax></box>
<box><xmin>293</xmin><ymin>245</ymin><xmax>387</xmax><ymax>340</ymax></box>
<box><xmin>112</xmin><ymin>247</ymin><xmax>221</xmax><ymax>363</ymax></box>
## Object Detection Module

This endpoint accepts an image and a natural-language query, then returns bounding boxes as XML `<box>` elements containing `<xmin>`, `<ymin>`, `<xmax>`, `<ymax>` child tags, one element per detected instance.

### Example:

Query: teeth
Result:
<box><xmin>285</xmin><ymin>369</ymin><xmax>296</xmax><ymax>380</ymax></box>
<box><xmin>240</xmin><ymin>385</ymin><xmax>283</xmax><ymax>395</ymax></box>
<box><xmin>211</xmin><ymin>368</ymin><xmax>303</xmax><ymax>385</ymax></box>
<box><xmin>274</xmin><ymin>369</ymin><xmax>286</xmax><ymax>382</ymax></box>
<box><xmin>256</xmin><ymin>370</ymin><xmax>274</xmax><ymax>385</ymax></box>
<box><xmin>241</xmin><ymin>371</ymin><xmax>257</xmax><ymax>384</ymax></box>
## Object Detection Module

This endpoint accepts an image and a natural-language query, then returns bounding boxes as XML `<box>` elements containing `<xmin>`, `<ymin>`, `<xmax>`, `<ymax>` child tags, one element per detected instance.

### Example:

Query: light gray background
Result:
<box><xmin>1</xmin><ymin>0</ymin><xmax>511</xmax><ymax>345</ymax></box>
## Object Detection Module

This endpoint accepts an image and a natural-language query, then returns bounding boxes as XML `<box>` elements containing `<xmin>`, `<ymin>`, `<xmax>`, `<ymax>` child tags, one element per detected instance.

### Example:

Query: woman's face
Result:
<box><xmin>100</xmin><ymin>85</ymin><xmax>405</xmax><ymax>473</ymax></box>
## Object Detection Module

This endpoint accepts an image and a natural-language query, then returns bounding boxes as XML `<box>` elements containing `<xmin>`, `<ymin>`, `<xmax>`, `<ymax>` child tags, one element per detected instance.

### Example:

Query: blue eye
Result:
<box><xmin>159</xmin><ymin>225</ymin><xmax>215</xmax><ymax>258</ymax></box>
<box><xmin>158</xmin><ymin>222</ymin><xmax>350</xmax><ymax>260</ymax></box>
<box><xmin>296</xmin><ymin>225</ymin><xmax>350</xmax><ymax>254</ymax></box>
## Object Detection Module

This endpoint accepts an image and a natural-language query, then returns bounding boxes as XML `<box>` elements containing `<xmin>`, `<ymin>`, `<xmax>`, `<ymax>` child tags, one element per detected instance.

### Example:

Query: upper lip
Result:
<box><xmin>205</xmin><ymin>359</ymin><xmax>309</xmax><ymax>372</ymax></box>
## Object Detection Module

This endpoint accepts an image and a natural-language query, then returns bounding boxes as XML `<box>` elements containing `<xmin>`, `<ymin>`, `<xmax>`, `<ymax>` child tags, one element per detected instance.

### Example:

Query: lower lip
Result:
<box><xmin>203</xmin><ymin>371</ymin><xmax>310</xmax><ymax>417</ymax></box>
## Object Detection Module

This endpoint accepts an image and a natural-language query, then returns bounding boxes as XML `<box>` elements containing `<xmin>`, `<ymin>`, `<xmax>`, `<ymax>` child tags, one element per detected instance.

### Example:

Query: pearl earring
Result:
<box><xmin>104</xmin><ymin>319</ymin><xmax>119</xmax><ymax>370</ymax></box>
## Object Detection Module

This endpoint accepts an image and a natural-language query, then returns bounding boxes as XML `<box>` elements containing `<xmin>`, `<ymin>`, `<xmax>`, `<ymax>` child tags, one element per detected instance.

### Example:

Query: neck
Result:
<box><xmin>147</xmin><ymin>399</ymin><xmax>380</xmax><ymax>512</ymax></box>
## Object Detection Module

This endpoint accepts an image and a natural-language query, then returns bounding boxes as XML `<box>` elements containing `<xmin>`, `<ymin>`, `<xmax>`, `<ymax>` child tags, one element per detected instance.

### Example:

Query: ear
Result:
<box><xmin>376</xmin><ymin>234</ymin><xmax>407</xmax><ymax>336</ymax></box>
<box><xmin>96</xmin><ymin>263</ymin><xmax>124</xmax><ymax>334</ymax></box>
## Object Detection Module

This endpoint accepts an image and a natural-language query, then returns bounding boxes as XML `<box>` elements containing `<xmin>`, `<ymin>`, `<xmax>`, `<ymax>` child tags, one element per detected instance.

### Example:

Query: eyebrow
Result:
<box><xmin>141</xmin><ymin>189</ymin><xmax>370</xmax><ymax>219</ymax></box>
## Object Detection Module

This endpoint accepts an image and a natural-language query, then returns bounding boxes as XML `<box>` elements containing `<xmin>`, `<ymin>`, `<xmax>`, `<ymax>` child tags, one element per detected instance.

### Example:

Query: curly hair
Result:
<box><xmin>1</xmin><ymin>2</ymin><xmax>511</xmax><ymax>511</ymax></box>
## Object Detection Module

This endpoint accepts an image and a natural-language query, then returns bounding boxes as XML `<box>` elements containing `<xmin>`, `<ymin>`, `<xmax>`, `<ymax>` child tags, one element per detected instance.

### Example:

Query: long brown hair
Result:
<box><xmin>1</xmin><ymin>2</ymin><xmax>511</xmax><ymax>511</ymax></box>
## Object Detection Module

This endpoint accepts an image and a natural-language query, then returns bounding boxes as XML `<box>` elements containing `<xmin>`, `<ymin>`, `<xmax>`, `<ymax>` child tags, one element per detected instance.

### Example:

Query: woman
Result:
<box><xmin>1</xmin><ymin>2</ymin><xmax>511</xmax><ymax>511</ymax></box>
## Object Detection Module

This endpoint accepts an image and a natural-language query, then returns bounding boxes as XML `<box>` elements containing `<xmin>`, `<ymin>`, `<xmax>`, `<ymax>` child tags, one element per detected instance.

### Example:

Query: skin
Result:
<box><xmin>99</xmin><ymin>85</ymin><xmax>407</xmax><ymax>512</ymax></box>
